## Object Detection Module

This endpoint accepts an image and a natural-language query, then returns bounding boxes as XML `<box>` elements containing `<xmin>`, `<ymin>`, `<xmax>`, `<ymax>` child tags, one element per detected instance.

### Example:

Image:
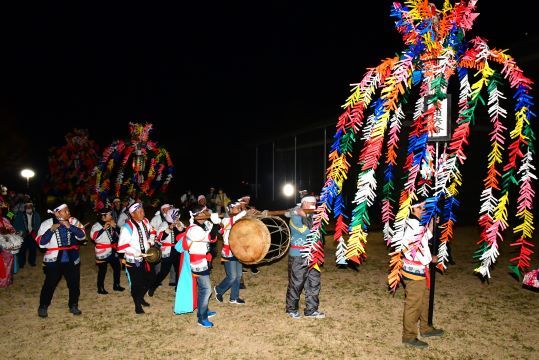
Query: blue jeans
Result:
<box><xmin>196</xmin><ymin>275</ymin><xmax>212</xmax><ymax>321</ymax></box>
<box><xmin>216</xmin><ymin>260</ymin><xmax>242</xmax><ymax>300</ymax></box>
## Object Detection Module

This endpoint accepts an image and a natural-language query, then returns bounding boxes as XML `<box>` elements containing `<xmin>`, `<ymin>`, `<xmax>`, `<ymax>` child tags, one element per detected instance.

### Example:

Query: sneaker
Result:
<box><xmin>97</xmin><ymin>288</ymin><xmax>109</xmax><ymax>295</ymax></box>
<box><xmin>421</xmin><ymin>328</ymin><xmax>444</xmax><ymax>337</ymax></box>
<box><xmin>208</xmin><ymin>311</ymin><xmax>217</xmax><ymax>318</ymax></box>
<box><xmin>113</xmin><ymin>284</ymin><xmax>125</xmax><ymax>292</ymax></box>
<box><xmin>251</xmin><ymin>267</ymin><xmax>259</xmax><ymax>275</ymax></box>
<box><xmin>229</xmin><ymin>298</ymin><xmax>245</xmax><ymax>305</ymax></box>
<box><xmin>38</xmin><ymin>306</ymin><xmax>48</xmax><ymax>318</ymax></box>
<box><xmin>402</xmin><ymin>338</ymin><xmax>428</xmax><ymax>348</ymax></box>
<box><xmin>287</xmin><ymin>311</ymin><xmax>301</xmax><ymax>319</ymax></box>
<box><xmin>305</xmin><ymin>311</ymin><xmax>325</xmax><ymax>319</ymax></box>
<box><xmin>198</xmin><ymin>319</ymin><xmax>214</xmax><ymax>328</ymax></box>
<box><xmin>69</xmin><ymin>306</ymin><xmax>82</xmax><ymax>315</ymax></box>
<box><xmin>214</xmin><ymin>287</ymin><xmax>223</xmax><ymax>303</ymax></box>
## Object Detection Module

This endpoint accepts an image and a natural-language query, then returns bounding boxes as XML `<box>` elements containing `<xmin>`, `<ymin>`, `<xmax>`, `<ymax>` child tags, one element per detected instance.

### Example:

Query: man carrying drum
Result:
<box><xmin>284</xmin><ymin>196</ymin><xmax>325</xmax><ymax>319</ymax></box>
<box><xmin>214</xmin><ymin>201</ymin><xmax>249</xmax><ymax>305</ymax></box>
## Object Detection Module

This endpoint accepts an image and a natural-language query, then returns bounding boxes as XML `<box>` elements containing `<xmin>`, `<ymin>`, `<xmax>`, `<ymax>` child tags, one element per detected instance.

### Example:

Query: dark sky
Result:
<box><xmin>2</xmin><ymin>0</ymin><xmax>537</xmax><ymax>199</ymax></box>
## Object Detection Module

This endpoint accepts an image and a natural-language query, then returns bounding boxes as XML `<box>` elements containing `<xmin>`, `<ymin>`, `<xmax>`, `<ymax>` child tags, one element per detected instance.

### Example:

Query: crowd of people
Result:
<box><xmin>0</xmin><ymin>183</ymin><xmax>447</xmax><ymax>347</ymax></box>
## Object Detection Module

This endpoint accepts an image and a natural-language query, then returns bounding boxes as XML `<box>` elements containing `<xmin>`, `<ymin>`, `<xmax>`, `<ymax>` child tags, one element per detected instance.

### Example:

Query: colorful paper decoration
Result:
<box><xmin>93</xmin><ymin>123</ymin><xmax>174</xmax><ymax>209</ymax></box>
<box><xmin>304</xmin><ymin>1</ymin><xmax>535</xmax><ymax>292</ymax></box>
<box><xmin>47</xmin><ymin>129</ymin><xmax>100</xmax><ymax>204</ymax></box>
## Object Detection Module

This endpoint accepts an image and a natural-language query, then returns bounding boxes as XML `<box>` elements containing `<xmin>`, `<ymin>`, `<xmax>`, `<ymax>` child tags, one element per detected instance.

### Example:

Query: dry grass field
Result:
<box><xmin>1</xmin><ymin>226</ymin><xmax>538</xmax><ymax>359</ymax></box>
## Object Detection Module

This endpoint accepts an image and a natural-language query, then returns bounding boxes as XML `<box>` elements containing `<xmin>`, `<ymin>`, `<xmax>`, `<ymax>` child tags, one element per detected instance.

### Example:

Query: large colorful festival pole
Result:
<box><xmin>93</xmin><ymin>122</ymin><xmax>174</xmax><ymax>209</ymax></box>
<box><xmin>304</xmin><ymin>0</ymin><xmax>535</xmax><ymax>292</ymax></box>
<box><xmin>47</xmin><ymin>128</ymin><xmax>100</xmax><ymax>205</ymax></box>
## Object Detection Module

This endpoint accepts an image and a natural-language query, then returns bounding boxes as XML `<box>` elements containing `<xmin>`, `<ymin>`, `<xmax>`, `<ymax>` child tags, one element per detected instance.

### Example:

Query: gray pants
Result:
<box><xmin>285</xmin><ymin>256</ymin><xmax>321</xmax><ymax>315</ymax></box>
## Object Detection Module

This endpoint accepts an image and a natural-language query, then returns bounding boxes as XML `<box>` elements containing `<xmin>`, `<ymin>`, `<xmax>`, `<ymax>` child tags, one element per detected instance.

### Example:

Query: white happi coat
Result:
<box><xmin>402</xmin><ymin>217</ymin><xmax>433</xmax><ymax>276</ymax></box>
<box><xmin>151</xmin><ymin>211</ymin><xmax>166</xmax><ymax>232</ymax></box>
<box><xmin>117</xmin><ymin>218</ymin><xmax>156</xmax><ymax>263</ymax></box>
<box><xmin>91</xmin><ymin>222</ymin><xmax>118</xmax><ymax>260</ymax></box>
<box><xmin>156</xmin><ymin>221</ymin><xmax>185</xmax><ymax>258</ymax></box>
<box><xmin>186</xmin><ymin>223</ymin><xmax>214</xmax><ymax>273</ymax></box>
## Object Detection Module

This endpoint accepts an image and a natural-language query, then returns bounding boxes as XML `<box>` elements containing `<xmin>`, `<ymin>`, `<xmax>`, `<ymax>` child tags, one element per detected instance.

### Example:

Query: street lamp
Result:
<box><xmin>282</xmin><ymin>183</ymin><xmax>295</xmax><ymax>197</ymax></box>
<box><xmin>21</xmin><ymin>169</ymin><xmax>35</xmax><ymax>189</ymax></box>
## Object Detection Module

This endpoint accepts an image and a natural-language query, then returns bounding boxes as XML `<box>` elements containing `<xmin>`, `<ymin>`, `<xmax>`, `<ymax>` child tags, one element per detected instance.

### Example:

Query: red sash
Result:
<box><xmin>45</xmin><ymin>245</ymin><xmax>79</xmax><ymax>253</ymax></box>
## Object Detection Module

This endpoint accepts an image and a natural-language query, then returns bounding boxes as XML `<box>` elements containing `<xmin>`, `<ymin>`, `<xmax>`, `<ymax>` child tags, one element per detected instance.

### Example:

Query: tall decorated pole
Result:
<box><xmin>47</xmin><ymin>128</ymin><xmax>100</xmax><ymax>207</ymax></box>
<box><xmin>303</xmin><ymin>0</ymin><xmax>535</xmax><ymax>296</ymax></box>
<box><xmin>93</xmin><ymin>122</ymin><xmax>174</xmax><ymax>209</ymax></box>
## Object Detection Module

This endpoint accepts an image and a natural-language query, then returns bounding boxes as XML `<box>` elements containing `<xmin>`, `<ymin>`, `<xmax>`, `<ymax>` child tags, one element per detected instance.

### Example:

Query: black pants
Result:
<box><xmin>18</xmin><ymin>235</ymin><xmax>37</xmax><ymax>267</ymax></box>
<box><xmin>209</xmin><ymin>242</ymin><xmax>217</xmax><ymax>270</ymax></box>
<box><xmin>127</xmin><ymin>262</ymin><xmax>156</xmax><ymax>307</ymax></box>
<box><xmin>285</xmin><ymin>256</ymin><xmax>321</xmax><ymax>315</ymax></box>
<box><xmin>153</xmin><ymin>248</ymin><xmax>179</xmax><ymax>288</ymax></box>
<box><xmin>39</xmin><ymin>262</ymin><xmax>80</xmax><ymax>308</ymax></box>
<box><xmin>97</xmin><ymin>255</ymin><xmax>121</xmax><ymax>289</ymax></box>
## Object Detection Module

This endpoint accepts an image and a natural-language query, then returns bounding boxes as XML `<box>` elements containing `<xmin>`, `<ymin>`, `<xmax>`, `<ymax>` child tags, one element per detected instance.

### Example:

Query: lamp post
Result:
<box><xmin>21</xmin><ymin>169</ymin><xmax>35</xmax><ymax>189</ymax></box>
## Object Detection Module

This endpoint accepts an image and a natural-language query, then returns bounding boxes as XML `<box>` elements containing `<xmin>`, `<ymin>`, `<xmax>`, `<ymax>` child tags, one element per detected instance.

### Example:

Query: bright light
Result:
<box><xmin>21</xmin><ymin>169</ymin><xmax>35</xmax><ymax>179</ymax></box>
<box><xmin>21</xmin><ymin>169</ymin><xmax>35</xmax><ymax>188</ymax></box>
<box><xmin>282</xmin><ymin>183</ymin><xmax>295</xmax><ymax>197</ymax></box>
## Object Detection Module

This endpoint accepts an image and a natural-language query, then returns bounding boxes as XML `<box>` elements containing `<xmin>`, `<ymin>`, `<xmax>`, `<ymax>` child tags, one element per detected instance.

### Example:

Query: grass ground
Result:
<box><xmin>0</xmin><ymin>226</ymin><xmax>538</xmax><ymax>359</ymax></box>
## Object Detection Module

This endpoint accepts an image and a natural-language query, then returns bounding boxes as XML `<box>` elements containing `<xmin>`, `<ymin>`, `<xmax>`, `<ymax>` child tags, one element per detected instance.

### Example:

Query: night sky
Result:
<box><xmin>2</xmin><ymin>0</ymin><xmax>537</xmax><ymax>202</ymax></box>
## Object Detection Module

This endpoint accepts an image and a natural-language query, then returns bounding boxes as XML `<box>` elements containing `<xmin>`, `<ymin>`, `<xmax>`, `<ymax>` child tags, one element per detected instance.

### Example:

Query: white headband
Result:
<box><xmin>129</xmin><ymin>202</ymin><xmax>142</xmax><ymax>213</ymax></box>
<box><xmin>47</xmin><ymin>203</ymin><xmax>67</xmax><ymax>215</ymax></box>
<box><xmin>161</xmin><ymin>203</ymin><xmax>172</xmax><ymax>211</ymax></box>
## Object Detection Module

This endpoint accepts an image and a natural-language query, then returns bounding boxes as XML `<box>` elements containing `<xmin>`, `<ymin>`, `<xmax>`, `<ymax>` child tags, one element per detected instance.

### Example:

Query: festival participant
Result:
<box><xmin>36</xmin><ymin>203</ymin><xmax>86</xmax><ymax>318</ymax></box>
<box><xmin>184</xmin><ymin>206</ymin><xmax>221</xmax><ymax>327</ymax></box>
<box><xmin>206</xmin><ymin>187</ymin><xmax>217</xmax><ymax>212</ymax></box>
<box><xmin>284</xmin><ymin>196</ymin><xmax>325</xmax><ymax>319</ymax></box>
<box><xmin>150</xmin><ymin>203</ymin><xmax>173</xmax><ymax>276</ymax></box>
<box><xmin>401</xmin><ymin>201</ymin><xmax>444</xmax><ymax>348</ymax></box>
<box><xmin>14</xmin><ymin>202</ymin><xmax>41</xmax><ymax>268</ymax></box>
<box><xmin>148</xmin><ymin>208</ymin><xmax>185</xmax><ymax>296</ymax></box>
<box><xmin>90</xmin><ymin>207</ymin><xmax>124</xmax><ymax>294</ymax></box>
<box><xmin>116</xmin><ymin>199</ymin><xmax>133</xmax><ymax>228</ymax></box>
<box><xmin>111</xmin><ymin>197</ymin><xmax>122</xmax><ymax>223</ymax></box>
<box><xmin>117</xmin><ymin>202</ymin><xmax>157</xmax><ymax>314</ymax></box>
<box><xmin>0</xmin><ymin>200</ymin><xmax>19</xmax><ymax>287</ymax></box>
<box><xmin>214</xmin><ymin>202</ymin><xmax>249</xmax><ymax>304</ymax></box>
<box><xmin>150</xmin><ymin>203</ymin><xmax>173</xmax><ymax>231</ymax></box>
<box><xmin>214</xmin><ymin>188</ymin><xmax>229</xmax><ymax>215</ymax></box>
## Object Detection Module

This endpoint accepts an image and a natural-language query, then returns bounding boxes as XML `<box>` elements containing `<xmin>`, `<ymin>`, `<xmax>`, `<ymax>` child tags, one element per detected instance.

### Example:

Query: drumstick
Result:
<box><xmin>265</xmin><ymin>208</ymin><xmax>316</xmax><ymax>216</ymax></box>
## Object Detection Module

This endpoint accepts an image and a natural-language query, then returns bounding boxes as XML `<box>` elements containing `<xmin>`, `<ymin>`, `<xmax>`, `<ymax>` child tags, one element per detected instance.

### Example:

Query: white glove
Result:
<box><xmin>210</xmin><ymin>212</ymin><xmax>221</xmax><ymax>224</ymax></box>
<box><xmin>204</xmin><ymin>220</ymin><xmax>213</xmax><ymax>230</ymax></box>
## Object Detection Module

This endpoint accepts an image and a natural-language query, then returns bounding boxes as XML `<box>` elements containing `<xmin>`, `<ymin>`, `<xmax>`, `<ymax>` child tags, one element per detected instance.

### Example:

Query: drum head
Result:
<box><xmin>229</xmin><ymin>217</ymin><xmax>271</xmax><ymax>265</ymax></box>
